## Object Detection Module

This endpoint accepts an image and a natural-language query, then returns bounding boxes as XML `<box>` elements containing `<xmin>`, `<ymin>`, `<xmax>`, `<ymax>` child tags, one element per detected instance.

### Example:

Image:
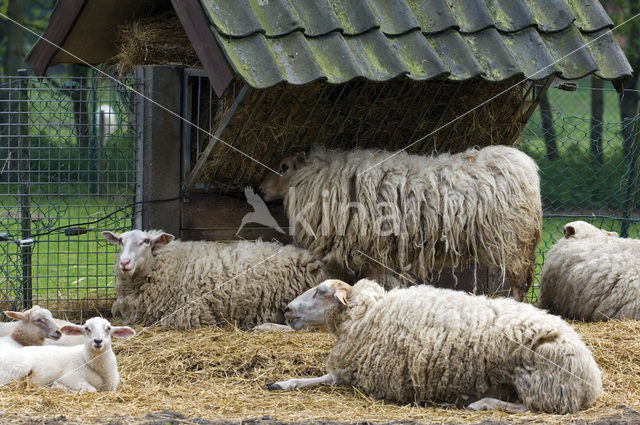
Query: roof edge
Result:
<box><xmin>26</xmin><ymin>0</ymin><xmax>87</xmax><ymax>75</ymax></box>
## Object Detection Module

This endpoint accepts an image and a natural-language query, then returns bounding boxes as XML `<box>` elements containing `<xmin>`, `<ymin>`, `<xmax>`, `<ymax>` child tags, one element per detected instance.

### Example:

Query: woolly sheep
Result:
<box><xmin>539</xmin><ymin>220</ymin><xmax>639</xmax><ymax>321</ymax></box>
<box><xmin>0</xmin><ymin>317</ymin><xmax>135</xmax><ymax>392</ymax></box>
<box><xmin>270</xmin><ymin>279</ymin><xmax>601</xmax><ymax>414</ymax></box>
<box><xmin>0</xmin><ymin>310</ymin><xmax>84</xmax><ymax>347</ymax></box>
<box><xmin>259</xmin><ymin>145</ymin><xmax>542</xmax><ymax>301</ymax></box>
<box><xmin>102</xmin><ymin>230</ymin><xmax>328</xmax><ymax>329</ymax></box>
<box><xmin>0</xmin><ymin>306</ymin><xmax>61</xmax><ymax>349</ymax></box>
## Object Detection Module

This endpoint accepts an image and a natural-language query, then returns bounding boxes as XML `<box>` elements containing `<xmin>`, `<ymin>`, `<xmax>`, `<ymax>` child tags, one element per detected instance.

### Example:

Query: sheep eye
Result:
<box><xmin>316</xmin><ymin>287</ymin><xmax>327</xmax><ymax>295</ymax></box>
<box><xmin>280</xmin><ymin>163</ymin><xmax>289</xmax><ymax>173</ymax></box>
<box><xmin>143</xmin><ymin>239</ymin><xmax>150</xmax><ymax>244</ymax></box>
<box><xmin>84</xmin><ymin>327</ymin><xmax>89</xmax><ymax>332</ymax></box>
<box><xmin>106</xmin><ymin>326</ymin><xmax>111</xmax><ymax>332</ymax></box>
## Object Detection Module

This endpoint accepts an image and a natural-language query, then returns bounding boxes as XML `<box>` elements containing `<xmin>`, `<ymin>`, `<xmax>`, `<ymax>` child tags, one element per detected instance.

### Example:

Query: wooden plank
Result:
<box><xmin>26</xmin><ymin>0</ymin><xmax>86</xmax><ymax>75</ymax></box>
<box><xmin>181</xmin><ymin>193</ymin><xmax>291</xmax><ymax>243</ymax></box>
<box><xmin>171</xmin><ymin>0</ymin><xmax>235</xmax><ymax>97</ymax></box>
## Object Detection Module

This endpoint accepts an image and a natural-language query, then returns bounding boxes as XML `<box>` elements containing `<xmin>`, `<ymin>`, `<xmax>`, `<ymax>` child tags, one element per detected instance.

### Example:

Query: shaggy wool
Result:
<box><xmin>324</xmin><ymin>279</ymin><xmax>602</xmax><ymax>414</ymax></box>
<box><xmin>540</xmin><ymin>221</ymin><xmax>640</xmax><ymax>321</ymax></box>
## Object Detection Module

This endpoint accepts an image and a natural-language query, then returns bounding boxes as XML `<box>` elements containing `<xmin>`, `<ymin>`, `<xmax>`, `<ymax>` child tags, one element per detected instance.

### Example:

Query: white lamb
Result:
<box><xmin>270</xmin><ymin>279</ymin><xmax>602</xmax><ymax>414</ymax></box>
<box><xmin>0</xmin><ymin>317</ymin><xmax>135</xmax><ymax>392</ymax></box>
<box><xmin>259</xmin><ymin>145</ymin><xmax>542</xmax><ymax>301</ymax></box>
<box><xmin>539</xmin><ymin>220</ymin><xmax>640</xmax><ymax>321</ymax></box>
<box><xmin>0</xmin><ymin>306</ymin><xmax>61</xmax><ymax>349</ymax></box>
<box><xmin>103</xmin><ymin>230</ymin><xmax>328</xmax><ymax>329</ymax></box>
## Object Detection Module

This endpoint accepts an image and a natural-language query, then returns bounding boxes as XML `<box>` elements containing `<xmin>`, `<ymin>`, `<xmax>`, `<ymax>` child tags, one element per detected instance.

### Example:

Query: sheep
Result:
<box><xmin>259</xmin><ymin>145</ymin><xmax>542</xmax><ymax>301</ymax></box>
<box><xmin>102</xmin><ymin>230</ymin><xmax>329</xmax><ymax>329</ymax></box>
<box><xmin>0</xmin><ymin>317</ymin><xmax>135</xmax><ymax>392</ymax></box>
<box><xmin>0</xmin><ymin>306</ymin><xmax>61</xmax><ymax>349</ymax></box>
<box><xmin>0</xmin><ymin>309</ymin><xmax>84</xmax><ymax>347</ymax></box>
<box><xmin>269</xmin><ymin>279</ymin><xmax>602</xmax><ymax>414</ymax></box>
<box><xmin>539</xmin><ymin>220</ymin><xmax>640</xmax><ymax>321</ymax></box>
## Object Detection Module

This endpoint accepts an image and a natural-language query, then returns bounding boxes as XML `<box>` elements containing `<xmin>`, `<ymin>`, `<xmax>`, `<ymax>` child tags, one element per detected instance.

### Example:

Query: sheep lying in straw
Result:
<box><xmin>270</xmin><ymin>279</ymin><xmax>601</xmax><ymax>414</ymax></box>
<box><xmin>0</xmin><ymin>317</ymin><xmax>134</xmax><ymax>392</ymax></box>
<box><xmin>103</xmin><ymin>230</ymin><xmax>328</xmax><ymax>329</ymax></box>
<box><xmin>0</xmin><ymin>306</ymin><xmax>61</xmax><ymax>349</ymax></box>
<box><xmin>539</xmin><ymin>220</ymin><xmax>640</xmax><ymax>321</ymax></box>
<box><xmin>260</xmin><ymin>146</ymin><xmax>542</xmax><ymax>301</ymax></box>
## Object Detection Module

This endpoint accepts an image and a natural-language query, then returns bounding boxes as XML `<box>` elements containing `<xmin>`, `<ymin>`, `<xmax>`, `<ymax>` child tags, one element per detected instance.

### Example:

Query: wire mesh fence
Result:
<box><xmin>0</xmin><ymin>72</ymin><xmax>137</xmax><ymax>321</ymax></box>
<box><xmin>519</xmin><ymin>82</ymin><xmax>640</xmax><ymax>302</ymax></box>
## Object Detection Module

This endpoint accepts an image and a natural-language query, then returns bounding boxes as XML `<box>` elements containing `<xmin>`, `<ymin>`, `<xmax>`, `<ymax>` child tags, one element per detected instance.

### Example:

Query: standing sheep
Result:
<box><xmin>539</xmin><ymin>220</ymin><xmax>639</xmax><ymax>321</ymax></box>
<box><xmin>270</xmin><ymin>279</ymin><xmax>601</xmax><ymax>414</ymax></box>
<box><xmin>259</xmin><ymin>146</ymin><xmax>542</xmax><ymax>301</ymax></box>
<box><xmin>103</xmin><ymin>230</ymin><xmax>328</xmax><ymax>329</ymax></box>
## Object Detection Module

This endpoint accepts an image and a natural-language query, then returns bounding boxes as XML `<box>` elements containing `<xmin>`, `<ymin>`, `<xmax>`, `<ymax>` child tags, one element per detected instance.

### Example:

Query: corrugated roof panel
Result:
<box><xmin>446</xmin><ymin>0</ymin><xmax>495</xmax><ymax>33</ymax></box>
<box><xmin>525</xmin><ymin>0</ymin><xmax>575</xmax><ymax>33</ymax></box>
<box><xmin>539</xmin><ymin>25</ymin><xmax>600</xmax><ymax>79</ymax></box>
<box><xmin>288</xmin><ymin>0</ymin><xmax>342</xmax><ymax>36</ymax></box>
<box><xmin>202</xmin><ymin>0</ymin><xmax>263</xmax><ymax>38</ymax></box>
<box><xmin>583</xmin><ymin>29</ymin><xmax>633</xmax><ymax>80</ymax></box>
<box><xmin>389</xmin><ymin>30</ymin><xmax>450</xmax><ymax>80</ymax></box>
<box><xmin>325</xmin><ymin>1</ymin><xmax>379</xmax><ymax>35</ymax></box>
<box><xmin>406</xmin><ymin>0</ymin><xmax>459</xmax><ymax>34</ymax></box>
<box><xmin>343</xmin><ymin>30</ymin><xmax>408</xmax><ymax>80</ymax></box>
<box><xmin>427</xmin><ymin>30</ymin><xmax>485</xmax><ymax>80</ymax></box>
<box><xmin>566</xmin><ymin>0</ymin><xmax>613</xmax><ymax>32</ymax></box>
<box><xmin>368</xmin><ymin>0</ymin><xmax>419</xmax><ymax>35</ymax></box>
<box><xmin>502</xmin><ymin>28</ymin><xmax>558</xmax><ymax>80</ymax></box>
<box><xmin>463</xmin><ymin>29</ymin><xmax>522</xmax><ymax>81</ymax></box>
<box><xmin>483</xmin><ymin>0</ymin><xmax>535</xmax><ymax>32</ymax></box>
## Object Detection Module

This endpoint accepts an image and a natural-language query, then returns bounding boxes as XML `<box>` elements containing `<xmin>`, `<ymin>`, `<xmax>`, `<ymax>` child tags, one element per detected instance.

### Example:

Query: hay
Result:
<box><xmin>113</xmin><ymin>11</ymin><xmax>201</xmax><ymax>75</ymax></box>
<box><xmin>0</xmin><ymin>320</ymin><xmax>639</xmax><ymax>424</ymax></box>
<box><xmin>193</xmin><ymin>77</ymin><xmax>533</xmax><ymax>191</ymax></box>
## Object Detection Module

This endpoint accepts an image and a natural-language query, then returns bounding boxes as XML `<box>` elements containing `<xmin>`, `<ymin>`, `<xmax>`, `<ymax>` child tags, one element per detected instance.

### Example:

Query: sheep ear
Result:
<box><xmin>102</xmin><ymin>231</ymin><xmax>120</xmax><ymax>244</ymax></box>
<box><xmin>4</xmin><ymin>311</ymin><xmax>26</xmax><ymax>322</ymax></box>
<box><xmin>334</xmin><ymin>287</ymin><xmax>349</xmax><ymax>306</ymax></box>
<box><xmin>60</xmin><ymin>324</ymin><xmax>84</xmax><ymax>336</ymax></box>
<box><xmin>563</xmin><ymin>225</ymin><xmax>575</xmax><ymax>238</ymax></box>
<box><xmin>151</xmin><ymin>233</ymin><xmax>174</xmax><ymax>246</ymax></box>
<box><xmin>111</xmin><ymin>326</ymin><xmax>136</xmax><ymax>339</ymax></box>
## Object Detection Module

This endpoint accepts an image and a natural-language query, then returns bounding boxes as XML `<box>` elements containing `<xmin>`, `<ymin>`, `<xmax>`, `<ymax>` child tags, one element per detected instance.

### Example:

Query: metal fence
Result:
<box><xmin>1</xmin><ymin>71</ymin><xmax>639</xmax><ymax>314</ymax></box>
<box><xmin>0</xmin><ymin>72</ymin><xmax>137</xmax><ymax>320</ymax></box>
<box><xmin>519</xmin><ymin>82</ymin><xmax>640</xmax><ymax>302</ymax></box>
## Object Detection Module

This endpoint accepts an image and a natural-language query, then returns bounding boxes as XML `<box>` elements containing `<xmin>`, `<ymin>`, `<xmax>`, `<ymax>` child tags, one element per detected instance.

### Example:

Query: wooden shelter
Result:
<box><xmin>28</xmin><ymin>1</ymin><xmax>632</xmax><ymax>272</ymax></box>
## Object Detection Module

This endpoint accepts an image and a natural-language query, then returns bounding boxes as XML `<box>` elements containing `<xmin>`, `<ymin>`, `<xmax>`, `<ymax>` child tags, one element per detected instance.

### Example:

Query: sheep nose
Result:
<box><xmin>54</xmin><ymin>330</ymin><xmax>61</xmax><ymax>337</ymax></box>
<box><xmin>94</xmin><ymin>339</ymin><xmax>103</xmax><ymax>344</ymax></box>
<box><xmin>120</xmin><ymin>258</ymin><xmax>131</xmax><ymax>266</ymax></box>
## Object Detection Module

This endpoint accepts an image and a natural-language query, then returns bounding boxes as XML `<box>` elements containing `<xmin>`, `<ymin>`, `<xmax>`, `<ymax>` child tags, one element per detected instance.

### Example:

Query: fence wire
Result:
<box><xmin>0</xmin><ymin>73</ymin><xmax>137</xmax><ymax>320</ymax></box>
<box><xmin>519</xmin><ymin>83</ymin><xmax>640</xmax><ymax>302</ymax></box>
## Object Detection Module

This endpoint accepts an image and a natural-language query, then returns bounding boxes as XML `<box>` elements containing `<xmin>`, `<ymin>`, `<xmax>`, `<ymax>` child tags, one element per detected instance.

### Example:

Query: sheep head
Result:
<box><xmin>283</xmin><ymin>279</ymin><xmax>351</xmax><ymax>331</ymax></box>
<box><xmin>61</xmin><ymin>317</ymin><xmax>135</xmax><ymax>352</ymax></box>
<box><xmin>5</xmin><ymin>305</ymin><xmax>61</xmax><ymax>341</ymax></box>
<box><xmin>102</xmin><ymin>230</ymin><xmax>175</xmax><ymax>277</ymax></box>
<box><xmin>259</xmin><ymin>152</ymin><xmax>307</xmax><ymax>202</ymax></box>
<box><xmin>563</xmin><ymin>221</ymin><xmax>618</xmax><ymax>239</ymax></box>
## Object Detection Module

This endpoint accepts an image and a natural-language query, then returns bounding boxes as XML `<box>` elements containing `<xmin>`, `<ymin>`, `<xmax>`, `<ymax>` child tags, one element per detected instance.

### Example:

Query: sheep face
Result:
<box><xmin>102</xmin><ymin>230</ymin><xmax>175</xmax><ymax>277</ymax></box>
<box><xmin>60</xmin><ymin>317</ymin><xmax>135</xmax><ymax>352</ymax></box>
<box><xmin>563</xmin><ymin>221</ymin><xmax>618</xmax><ymax>240</ymax></box>
<box><xmin>4</xmin><ymin>305</ymin><xmax>61</xmax><ymax>340</ymax></box>
<box><xmin>284</xmin><ymin>279</ymin><xmax>350</xmax><ymax>330</ymax></box>
<box><xmin>259</xmin><ymin>152</ymin><xmax>307</xmax><ymax>201</ymax></box>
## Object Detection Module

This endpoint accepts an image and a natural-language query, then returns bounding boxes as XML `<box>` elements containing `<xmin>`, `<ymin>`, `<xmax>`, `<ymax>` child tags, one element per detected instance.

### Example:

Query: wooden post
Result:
<box><xmin>134</xmin><ymin>66</ymin><xmax>182</xmax><ymax>236</ymax></box>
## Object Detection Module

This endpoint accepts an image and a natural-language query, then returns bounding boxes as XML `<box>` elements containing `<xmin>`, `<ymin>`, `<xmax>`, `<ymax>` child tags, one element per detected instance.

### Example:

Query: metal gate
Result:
<box><xmin>0</xmin><ymin>71</ymin><xmax>137</xmax><ymax>320</ymax></box>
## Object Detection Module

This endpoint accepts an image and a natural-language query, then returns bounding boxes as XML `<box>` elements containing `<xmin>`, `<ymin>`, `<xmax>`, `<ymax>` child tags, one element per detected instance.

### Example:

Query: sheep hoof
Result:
<box><xmin>267</xmin><ymin>383</ymin><xmax>284</xmax><ymax>391</ymax></box>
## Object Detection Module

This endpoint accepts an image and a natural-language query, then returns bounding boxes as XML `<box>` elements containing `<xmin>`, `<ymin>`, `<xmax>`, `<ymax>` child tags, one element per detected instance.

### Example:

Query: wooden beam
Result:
<box><xmin>26</xmin><ymin>0</ymin><xmax>86</xmax><ymax>75</ymax></box>
<box><xmin>171</xmin><ymin>0</ymin><xmax>235</xmax><ymax>97</ymax></box>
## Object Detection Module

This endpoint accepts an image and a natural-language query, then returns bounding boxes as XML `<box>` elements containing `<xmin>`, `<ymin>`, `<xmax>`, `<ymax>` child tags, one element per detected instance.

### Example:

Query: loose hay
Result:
<box><xmin>0</xmin><ymin>320</ymin><xmax>639</xmax><ymax>424</ymax></box>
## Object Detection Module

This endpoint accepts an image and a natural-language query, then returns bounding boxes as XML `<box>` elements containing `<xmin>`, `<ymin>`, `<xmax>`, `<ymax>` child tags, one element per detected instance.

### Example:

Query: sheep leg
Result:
<box><xmin>268</xmin><ymin>373</ymin><xmax>336</xmax><ymax>391</ymax></box>
<box><xmin>251</xmin><ymin>323</ymin><xmax>294</xmax><ymax>332</ymax></box>
<box><xmin>467</xmin><ymin>398</ymin><xmax>528</xmax><ymax>413</ymax></box>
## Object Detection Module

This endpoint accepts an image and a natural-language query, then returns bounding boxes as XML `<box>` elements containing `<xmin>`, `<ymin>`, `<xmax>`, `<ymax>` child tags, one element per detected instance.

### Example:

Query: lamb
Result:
<box><xmin>102</xmin><ymin>230</ymin><xmax>328</xmax><ymax>329</ymax></box>
<box><xmin>0</xmin><ymin>306</ymin><xmax>61</xmax><ymax>349</ymax></box>
<box><xmin>0</xmin><ymin>317</ymin><xmax>135</xmax><ymax>392</ymax></box>
<box><xmin>269</xmin><ymin>279</ymin><xmax>601</xmax><ymax>414</ymax></box>
<box><xmin>259</xmin><ymin>145</ymin><xmax>542</xmax><ymax>301</ymax></box>
<box><xmin>539</xmin><ymin>220</ymin><xmax>639</xmax><ymax>321</ymax></box>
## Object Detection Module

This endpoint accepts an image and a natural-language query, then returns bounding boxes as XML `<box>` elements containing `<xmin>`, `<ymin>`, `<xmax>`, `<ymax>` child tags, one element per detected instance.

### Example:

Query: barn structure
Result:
<box><xmin>27</xmin><ymin>0</ymin><xmax>632</xmax><ymax>292</ymax></box>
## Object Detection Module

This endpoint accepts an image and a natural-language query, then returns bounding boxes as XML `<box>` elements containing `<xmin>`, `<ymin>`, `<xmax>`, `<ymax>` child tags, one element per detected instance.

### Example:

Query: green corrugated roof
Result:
<box><xmin>200</xmin><ymin>0</ymin><xmax>631</xmax><ymax>88</ymax></box>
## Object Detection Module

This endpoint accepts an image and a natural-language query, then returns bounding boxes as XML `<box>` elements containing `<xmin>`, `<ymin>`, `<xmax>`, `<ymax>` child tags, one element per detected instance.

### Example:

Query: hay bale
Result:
<box><xmin>113</xmin><ymin>11</ymin><xmax>201</xmax><ymax>75</ymax></box>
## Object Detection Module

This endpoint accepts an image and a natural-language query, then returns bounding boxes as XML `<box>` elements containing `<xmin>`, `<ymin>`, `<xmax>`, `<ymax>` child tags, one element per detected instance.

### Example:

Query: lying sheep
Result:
<box><xmin>260</xmin><ymin>146</ymin><xmax>542</xmax><ymax>301</ymax></box>
<box><xmin>539</xmin><ymin>220</ymin><xmax>638</xmax><ymax>321</ymax></box>
<box><xmin>103</xmin><ymin>230</ymin><xmax>328</xmax><ymax>329</ymax></box>
<box><xmin>0</xmin><ymin>306</ymin><xmax>61</xmax><ymax>349</ymax></box>
<box><xmin>270</xmin><ymin>279</ymin><xmax>601</xmax><ymax>414</ymax></box>
<box><xmin>0</xmin><ymin>317</ymin><xmax>135</xmax><ymax>392</ymax></box>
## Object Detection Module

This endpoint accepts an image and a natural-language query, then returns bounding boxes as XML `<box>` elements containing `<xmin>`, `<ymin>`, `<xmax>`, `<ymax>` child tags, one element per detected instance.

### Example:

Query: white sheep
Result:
<box><xmin>269</xmin><ymin>279</ymin><xmax>602</xmax><ymax>414</ymax></box>
<box><xmin>259</xmin><ymin>145</ymin><xmax>542</xmax><ymax>301</ymax></box>
<box><xmin>0</xmin><ymin>317</ymin><xmax>135</xmax><ymax>392</ymax></box>
<box><xmin>539</xmin><ymin>220</ymin><xmax>640</xmax><ymax>321</ymax></box>
<box><xmin>0</xmin><ymin>306</ymin><xmax>61</xmax><ymax>349</ymax></box>
<box><xmin>102</xmin><ymin>230</ymin><xmax>329</xmax><ymax>329</ymax></box>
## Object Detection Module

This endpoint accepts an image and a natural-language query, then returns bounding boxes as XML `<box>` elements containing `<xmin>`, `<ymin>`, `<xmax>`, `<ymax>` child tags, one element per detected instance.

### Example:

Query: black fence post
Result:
<box><xmin>17</xmin><ymin>69</ymin><xmax>32</xmax><ymax>309</ymax></box>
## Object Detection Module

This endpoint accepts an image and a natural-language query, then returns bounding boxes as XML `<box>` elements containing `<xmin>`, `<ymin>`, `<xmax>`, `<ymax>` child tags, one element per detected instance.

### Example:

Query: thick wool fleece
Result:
<box><xmin>540</xmin><ymin>229</ymin><xmax>640</xmax><ymax>321</ymax></box>
<box><xmin>325</xmin><ymin>280</ymin><xmax>601</xmax><ymax>414</ymax></box>
<box><xmin>112</xmin><ymin>238</ymin><xmax>328</xmax><ymax>329</ymax></box>
<box><xmin>285</xmin><ymin>145</ymin><xmax>541</xmax><ymax>295</ymax></box>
